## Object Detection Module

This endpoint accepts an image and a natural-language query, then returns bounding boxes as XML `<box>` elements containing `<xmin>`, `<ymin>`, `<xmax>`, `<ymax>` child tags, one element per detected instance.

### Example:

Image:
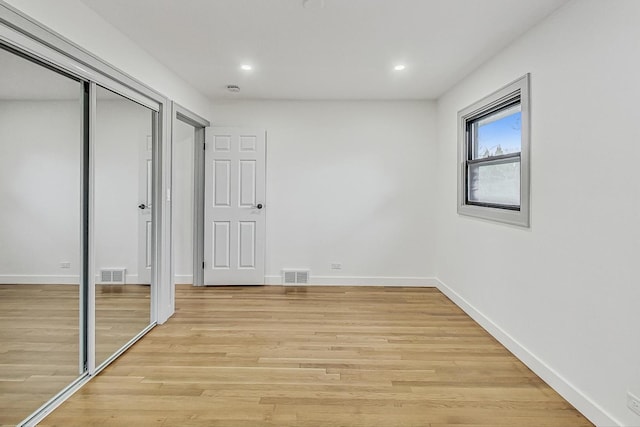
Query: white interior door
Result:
<box><xmin>204</xmin><ymin>128</ymin><xmax>266</xmax><ymax>285</ymax></box>
<box><xmin>137</xmin><ymin>134</ymin><xmax>152</xmax><ymax>284</ymax></box>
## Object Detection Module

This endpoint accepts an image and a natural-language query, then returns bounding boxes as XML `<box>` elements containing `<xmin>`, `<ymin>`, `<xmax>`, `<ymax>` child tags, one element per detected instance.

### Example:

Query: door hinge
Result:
<box><xmin>202</xmin><ymin>261</ymin><xmax>205</xmax><ymax>269</ymax></box>
<box><xmin>203</xmin><ymin>142</ymin><xmax>206</xmax><ymax>151</ymax></box>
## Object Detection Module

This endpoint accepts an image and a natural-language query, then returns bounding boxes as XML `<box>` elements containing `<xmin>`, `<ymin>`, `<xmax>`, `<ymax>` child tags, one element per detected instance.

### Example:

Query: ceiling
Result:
<box><xmin>78</xmin><ymin>0</ymin><xmax>567</xmax><ymax>101</ymax></box>
<box><xmin>0</xmin><ymin>46</ymin><xmax>82</xmax><ymax>100</ymax></box>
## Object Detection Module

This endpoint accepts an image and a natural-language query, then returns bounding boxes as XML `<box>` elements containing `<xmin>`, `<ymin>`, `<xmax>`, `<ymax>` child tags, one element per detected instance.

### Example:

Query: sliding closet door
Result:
<box><xmin>94</xmin><ymin>86</ymin><xmax>153</xmax><ymax>367</ymax></box>
<box><xmin>0</xmin><ymin>46</ymin><xmax>86</xmax><ymax>425</ymax></box>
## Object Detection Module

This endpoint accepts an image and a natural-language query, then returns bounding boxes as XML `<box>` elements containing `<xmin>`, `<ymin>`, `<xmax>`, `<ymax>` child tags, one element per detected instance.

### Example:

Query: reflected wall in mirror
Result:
<box><xmin>94</xmin><ymin>86</ymin><xmax>153</xmax><ymax>366</ymax></box>
<box><xmin>0</xmin><ymin>46</ymin><xmax>84</xmax><ymax>425</ymax></box>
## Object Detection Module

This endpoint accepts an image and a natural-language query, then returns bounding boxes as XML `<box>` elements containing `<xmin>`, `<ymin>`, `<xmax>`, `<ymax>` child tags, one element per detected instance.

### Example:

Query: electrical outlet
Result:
<box><xmin>629</xmin><ymin>392</ymin><xmax>640</xmax><ymax>416</ymax></box>
<box><xmin>330</xmin><ymin>263</ymin><xmax>342</xmax><ymax>270</ymax></box>
<box><xmin>60</xmin><ymin>262</ymin><xmax>71</xmax><ymax>269</ymax></box>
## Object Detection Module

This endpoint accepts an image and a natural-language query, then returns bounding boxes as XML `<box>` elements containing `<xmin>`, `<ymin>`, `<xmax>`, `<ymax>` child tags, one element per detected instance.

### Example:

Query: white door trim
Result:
<box><xmin>170</xmin><ymin>102</ymin><xmax>210</xmax><ymax>289</ymax></box>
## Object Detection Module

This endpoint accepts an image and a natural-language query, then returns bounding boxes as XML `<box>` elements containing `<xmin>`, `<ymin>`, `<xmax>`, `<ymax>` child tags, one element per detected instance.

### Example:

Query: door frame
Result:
<box><xmin>170</xmin><ymin>102</ymin><xmax>209</xmax><ymax>291</ymax></box>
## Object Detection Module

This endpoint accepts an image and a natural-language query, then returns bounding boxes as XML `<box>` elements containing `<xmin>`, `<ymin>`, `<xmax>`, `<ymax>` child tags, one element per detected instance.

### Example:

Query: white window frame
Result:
<box><xmin>457</xmin><ymin>74</ymin><xmax>530</xmax><ymax>227</ymax></box>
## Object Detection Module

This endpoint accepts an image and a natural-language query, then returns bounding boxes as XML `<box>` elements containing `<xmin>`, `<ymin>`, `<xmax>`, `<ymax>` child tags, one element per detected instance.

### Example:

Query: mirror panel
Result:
<box><xmin>94</xmin><ymin>86</ymin><xmax>153</xmax><ymax>366</ymax></box>
<box><xmin>0</xmin><ymin>46</ymin><xmax>84</xmax><ymax>425</ymax></box>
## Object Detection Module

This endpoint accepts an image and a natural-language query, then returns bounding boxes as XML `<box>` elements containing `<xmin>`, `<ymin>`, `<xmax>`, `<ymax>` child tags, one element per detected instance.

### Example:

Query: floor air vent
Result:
<box><xmin>282</xmin><ymin>270</ymin><xmax>310</xmax><ymax>285</ymax></box>
<box><xmin>100</xmin><ymin>269</ymin><xmax>126</xmax><ymax>284</ymax></box>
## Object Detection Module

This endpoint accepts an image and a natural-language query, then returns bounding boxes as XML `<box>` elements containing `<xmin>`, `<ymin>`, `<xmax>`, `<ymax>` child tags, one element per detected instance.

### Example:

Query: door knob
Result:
<box><xmin>256</xmin><ymin>203</ymin><xmax>263</xmax><ymax>209</ymax></box>
<box><xmin>138</xmin><ymin>203</ymin><xmax>147</xmax><ymax>209</ymax></box>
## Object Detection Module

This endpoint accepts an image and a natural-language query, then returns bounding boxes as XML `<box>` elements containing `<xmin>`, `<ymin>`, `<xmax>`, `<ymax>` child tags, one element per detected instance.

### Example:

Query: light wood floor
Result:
<box><xmin>0</xmin><ymin>284</ymin><xmax>150</xmax><ymax>427</ymax></box>
<box><xmin>38</xmin><ymin>285</ymin><xmax>592</xmax><ymax>427</ymax></box>
<box><xmin>0</xmin><ymin>285</ymin><xmax>79</xmax><ymax>427</ymax></box>
<box><xmin>95</xmin><ymin>284</ymin><xmax>151</xmax><ymax>366</ymax></box>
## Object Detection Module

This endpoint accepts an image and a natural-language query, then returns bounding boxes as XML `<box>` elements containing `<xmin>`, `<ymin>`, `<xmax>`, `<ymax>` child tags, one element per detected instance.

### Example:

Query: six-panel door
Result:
<box><xmin>203</xmin><ymin>128</ymin><xmax>266</xmax><ymax>285</ymax></box>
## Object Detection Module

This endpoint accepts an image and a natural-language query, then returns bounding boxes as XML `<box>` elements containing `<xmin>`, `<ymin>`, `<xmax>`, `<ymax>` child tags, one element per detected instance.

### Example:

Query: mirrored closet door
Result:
<box><xmin>94</xmin><ymin>86</ymin><xmax>154</xmax><ymax>367</ymax></box>
<box><xmin>0</xmin><ymin>40</ymin><xmax>158</xmax><ymax>425</ymax></box>
<box><xmin>0</xmin><ymin>45</ymin><xmax>87</xmax><ymax>426</ymax></box>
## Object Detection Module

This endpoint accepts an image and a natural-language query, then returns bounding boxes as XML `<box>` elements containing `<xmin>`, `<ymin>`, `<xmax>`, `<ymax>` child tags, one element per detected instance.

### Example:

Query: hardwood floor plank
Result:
<box><xmin>38</xmin><ymin>285</ymin><xmax>593</xmax><ymax>426</ymax></box>
<box><xmin>0</xmin><ymin>284</ymin><xmax>150</xmax><ymax>427</ymax></box>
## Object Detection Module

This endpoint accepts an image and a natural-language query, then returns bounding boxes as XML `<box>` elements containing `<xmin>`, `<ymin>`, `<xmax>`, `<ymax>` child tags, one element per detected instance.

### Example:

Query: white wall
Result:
<box><xmin>172</xmin><ymin>119</ymin><xmax>195</xmax><ymax>283</ymax></box>
<box><xmin>94</xmin><ymin>97</ymin><xmax>153</xmax><ymax>283</ymax></box>
<box><xmin>434</xmin><ymin>1</ymin><xmax>640</xmax><ymax>425</ymax></box>
<box><xmin>4</xmin><ymin>0</ymin><xmax>210</xmax><ymax>117</ymax></box>
<box><xmin>210</xmin><ymin>100</ymin><xmax>437</xmax><ymax>285</ymax></box>
<box><xmin>0</xmin><ymin>98</ymin><xmax>153</xmax><ymax>284</ymax></box>
<box><xmin>0</xmin><ymin>100</ymin><xmax>81</xmax><ymax>283</ymax></box>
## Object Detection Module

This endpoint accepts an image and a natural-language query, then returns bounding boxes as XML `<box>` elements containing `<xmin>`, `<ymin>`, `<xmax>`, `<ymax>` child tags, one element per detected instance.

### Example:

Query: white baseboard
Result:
<box><xmin>264</xmin><ymin>275</ymin><xmax>439</xmax><ymax>287</ymax></box>
<box><xmin>0</xmin><ymin>274</ymin><xmax>149</xmax><ymax>285</ymax></box>
<box><xmin>0</xmin><ymin>275</ymin><xmax>80</xmax><ymax>284</ymax></box>
<box><xmin>174</xmin><ymin>274</ymin><xmax>193</xmax><ymax>285</ymax></box>
<box><xmin>434</xmin><ymin>278</ymin><xmax>619</xmax><ymax>427</ymax></box>
<box><xmin>0</xmin><ymin>273</ymin><xmax>156</xmax><ymax>286</ymax></box>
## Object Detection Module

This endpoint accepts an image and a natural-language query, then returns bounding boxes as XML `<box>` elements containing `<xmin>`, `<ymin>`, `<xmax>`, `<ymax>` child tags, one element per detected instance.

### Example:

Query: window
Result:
<box><xmin>458</xmin><ymin>74</ymin><xmax>530</xmax><ymax>227</ymax></box>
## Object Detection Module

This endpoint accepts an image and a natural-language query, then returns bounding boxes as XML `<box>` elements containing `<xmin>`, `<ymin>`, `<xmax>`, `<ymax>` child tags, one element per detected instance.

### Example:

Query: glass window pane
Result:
<box><xmin>472</xmin><ymin>104</ymin><xmax>521</xmax><ymax>159</ymax></box>
<box><xmin>468</xmin><ymin>160</ymin><xmax>520</xmax><ymax>207</ymax></box>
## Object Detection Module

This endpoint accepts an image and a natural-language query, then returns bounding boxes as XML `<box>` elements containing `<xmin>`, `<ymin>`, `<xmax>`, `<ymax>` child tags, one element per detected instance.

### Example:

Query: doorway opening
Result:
<box><xmin>171</xmin><ymin>104</ymin><xmax>209</xmax><ymax>295</ymax></box>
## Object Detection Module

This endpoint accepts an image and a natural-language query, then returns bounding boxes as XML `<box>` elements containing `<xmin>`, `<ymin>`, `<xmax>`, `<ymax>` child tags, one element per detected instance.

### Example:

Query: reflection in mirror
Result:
<box><xmin>94</xmin><ymin>86</ymin><xmax>153</xmax><ymax>366</ymax></box>
<box><xmin>0</xmin><ymin>46</ymin><xmax>84</xmax><ymax>425</ymax></box>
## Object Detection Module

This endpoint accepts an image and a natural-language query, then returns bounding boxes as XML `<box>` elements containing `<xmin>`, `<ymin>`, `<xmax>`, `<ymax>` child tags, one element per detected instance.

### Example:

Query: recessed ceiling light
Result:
<box><xmin>394</xmin><ymin>64</ymin><xmax>406</xmax><ymax>71</ymax></box>
<box><xmin>240</xmin><ymin>64</ymin><xmax>253</xmax><ymax>71</ymax></box>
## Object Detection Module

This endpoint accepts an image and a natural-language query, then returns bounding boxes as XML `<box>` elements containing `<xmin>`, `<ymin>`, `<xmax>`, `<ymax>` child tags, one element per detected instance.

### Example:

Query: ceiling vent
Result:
<box><xmin>282</xmin><ymin>269</ymin><xmax>310</xmax><ymax>285</ymax></box>
<box><xmin>99</xmin><ymin>268</ymin><xmax>126</xmax><ymax>285</ymax></box>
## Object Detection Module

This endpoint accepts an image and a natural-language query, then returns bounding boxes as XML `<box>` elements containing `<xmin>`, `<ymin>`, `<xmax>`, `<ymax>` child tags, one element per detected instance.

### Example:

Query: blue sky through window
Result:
<box><xmin>477</xmin><ymin>109</ymin><xmax>521</xmax><ymax>157</ymax></box>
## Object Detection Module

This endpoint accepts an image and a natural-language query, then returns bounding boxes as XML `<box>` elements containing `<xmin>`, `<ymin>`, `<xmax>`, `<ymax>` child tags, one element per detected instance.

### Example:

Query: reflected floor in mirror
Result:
<box><xmin>41</xmin><ymin>285</ymin><xmax>592</xmax><ymax>427</ymax></box>
<box><xmin>0</xmin><ymin>284</ymin><xmax>150</xmax><ymax>427</ymax></box>
<box><xmin>0</xmin><ymin>284</ymin><xmax>79</xmax><ymax>427</ymax></box>
<box><xmin>95</xmin><ymin>284</ymin><xmax>151</xmax><ymax>366</ymax></box>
